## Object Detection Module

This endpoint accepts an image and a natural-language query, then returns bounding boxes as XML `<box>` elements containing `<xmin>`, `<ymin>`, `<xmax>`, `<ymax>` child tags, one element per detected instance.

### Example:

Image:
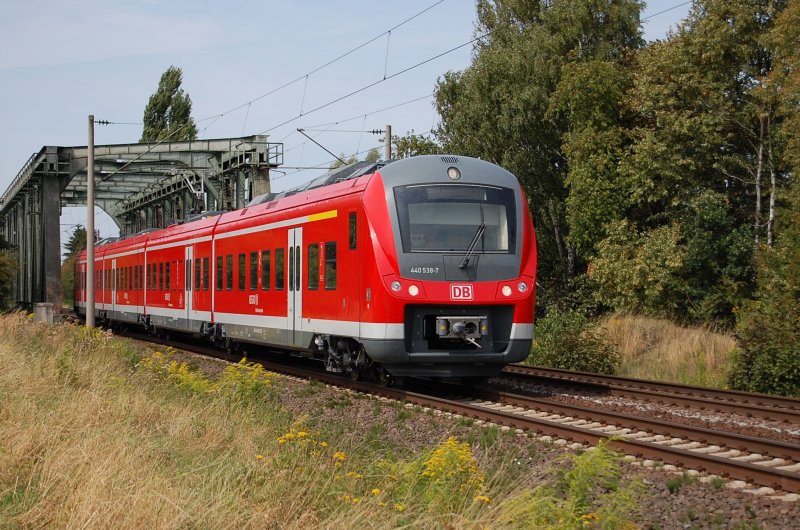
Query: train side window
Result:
<box><xmin>261</xmin><ymin>250</ymin><xmax>271</xmax><ymax>291</ymax></box>
<box><xmin>325</xmin><ymin>242</ymin><xmax>337</xmax><ymax>290</ymax></box>
<box><xmin>166</xmin><ymin>262</ymin><xmax>171</xmax><ymax>291</ymax></box>
<box><xmin>226</xmin><ymin>255</ymin><xmax>233</xmax><ymax>291</ymax></box>
<box><xmin>349</xmin><ymin>212</ymin><xmax>357</xmax><ymax>250</ymax></box>
<box><xmin>288</xmin><ymin>247</ymin><xmax>294</xmax><ymax>292</ymax></box>
<box><xmin>134</xmin><ymin>266</ymin><xmax>138</xmax><ymax>291</ymax></box>
<box><xmin>307</xmin><ymin>243</ymin><xmax>319</xmax><ymax>290</ymax></box>
<box><xmin>249</xmin><ymin>252</ymin><xmax>258</xmax><ymax>291</ymax></box>
<box><xmin>216</xmin><ymin>256</ymin><xmax>223</xmax><ymax>291</ymax></box>
<box><xmin>194</xmin><ymin>258</ymin><xmax>201</xmax><ymax>291</ymax></box>
<box><xmin>186</xmin><ymin>259</ymin><xmax>192</xmax><ymax>291</ymax></box>
<box><xmin>148</xmin><ymin>264</ymin><xmax>152</xmax><ymax>290</ymax></box>
<box><xmin>140</xmin><ymin>265</ymin><xmax>143</xmax><ymax>291</ymax></box>
<box><xmin>275</xmin><ymin>248</ymin><xmax>285</xmax><ymax>290</ymax></box>
<box><xmin>128</xmin><ymin>266</ymin><xmax>132</xmax><ymax>291</ymax></box>
<box><xmin>203</xmin><ymin>257</ymin><xmax>209</xmax><ymax>290</ymax></box>
<box><xmin>238</xmin><ymin>253</ymin><xmax>246</xmax><ymax>291</ymax></box>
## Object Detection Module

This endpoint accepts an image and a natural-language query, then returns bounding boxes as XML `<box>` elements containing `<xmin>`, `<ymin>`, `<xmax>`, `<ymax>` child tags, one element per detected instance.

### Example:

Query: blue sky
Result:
<box><xmin>0</xmin><ymin>0</ymin><xmax>691</xmax><ymax>241</ymax></box>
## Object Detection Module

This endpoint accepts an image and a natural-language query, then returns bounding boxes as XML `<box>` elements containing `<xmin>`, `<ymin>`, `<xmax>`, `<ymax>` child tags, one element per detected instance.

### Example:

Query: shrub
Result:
<box><xmin>497</xmin><ymin>440</ymin><xmax>641</xmax><ymax>529</ymax></box>
<box><xmin>589</xmin><ymin>220</ymin><xmax>685</xmax><ymax>318</ymax></box>
<box><xmin>0</xmin><ymin>253</ymin><xmax>16</xmax><ymax>311</ymax></box>
<box><xmin>729</xmin><ymin>183</ymin><xmax>800</xmax><ymax>397</ymax></box>
<box><xmin>528</xmin><ymin>308</ymin><xmax>619</xmax><ymax>374</ymax></box>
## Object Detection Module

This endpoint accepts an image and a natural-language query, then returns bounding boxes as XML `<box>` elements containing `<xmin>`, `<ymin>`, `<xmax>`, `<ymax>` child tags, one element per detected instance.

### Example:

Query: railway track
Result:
<box><xmin>118</xmin><ymin>330</ymin><xmax>800</xmax><ymax>496</ymax></box>
<box><xmin>502</xmin><ymin>364</ymin><xmax>800</xmax><ymax>423</ymax></box>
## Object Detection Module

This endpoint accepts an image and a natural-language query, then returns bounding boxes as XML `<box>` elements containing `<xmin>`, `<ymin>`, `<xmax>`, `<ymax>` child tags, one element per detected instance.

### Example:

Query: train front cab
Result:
<box><xmin>360</xmin><ymin>155</ymin><xmax>537</xmax><ymax>379</ymax></box>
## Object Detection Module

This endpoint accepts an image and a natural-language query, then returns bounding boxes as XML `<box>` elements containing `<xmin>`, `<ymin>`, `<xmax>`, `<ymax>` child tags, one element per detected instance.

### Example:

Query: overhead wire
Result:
<box><xmin>197</xmin><ymin>0</ymin><xmax>446</xmax><ymax>123</ymax></box>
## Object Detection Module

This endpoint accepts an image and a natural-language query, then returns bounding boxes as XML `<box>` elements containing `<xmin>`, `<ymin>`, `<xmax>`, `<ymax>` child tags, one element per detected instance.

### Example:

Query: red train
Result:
<box><xmin>75</xmin><ymin>155</ymin><xmax>537</xmax><ymax>383</ymax></box>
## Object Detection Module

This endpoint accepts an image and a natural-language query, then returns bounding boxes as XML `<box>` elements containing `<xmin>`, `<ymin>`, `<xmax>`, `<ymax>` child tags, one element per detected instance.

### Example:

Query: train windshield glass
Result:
<box><xmin>394</xmin><ymin>184</ymin><xmax>516</xmax><ymax>253</ymax></box>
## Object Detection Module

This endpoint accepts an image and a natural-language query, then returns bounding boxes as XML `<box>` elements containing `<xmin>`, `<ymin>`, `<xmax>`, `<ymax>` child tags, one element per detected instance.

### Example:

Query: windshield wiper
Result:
<box><xmin>459</xmin><ymin>223</ymin><xmax>486</xmax><ymax>269</ymax></box>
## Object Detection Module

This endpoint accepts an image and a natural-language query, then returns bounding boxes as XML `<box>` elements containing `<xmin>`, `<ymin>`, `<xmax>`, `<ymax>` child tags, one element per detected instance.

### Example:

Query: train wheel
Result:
<box><xmin>348</xmin><ymin>369</ymin><xmax>361</xmax><ymax>382</ymax></box>
<box><xmin>378</xmin><ymin>370</ymin><xmax>405</xmax><ymax>388</ymax></box>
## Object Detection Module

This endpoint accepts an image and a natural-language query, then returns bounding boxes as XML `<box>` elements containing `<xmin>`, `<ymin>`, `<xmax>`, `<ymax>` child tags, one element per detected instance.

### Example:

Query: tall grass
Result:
<box><xmin>597</xmin><ymin>314</ymin><xmax>737</xmax><ymax>388</ymax></box>
<box><xmin>0</xmin><ymin>313</ymin><xmax>640</xmax><ymax>528</ymax></box>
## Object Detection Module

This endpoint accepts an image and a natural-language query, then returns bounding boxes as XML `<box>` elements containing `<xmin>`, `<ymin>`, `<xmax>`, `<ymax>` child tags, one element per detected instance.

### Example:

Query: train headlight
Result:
<box><xmin>408</xmin><ymin>284</ymin><xmax>419</xmax><ymax>297</ymax></box>
<box><xmin>390</xmin><ymin>280</ymin><xmax>402</xmax><ymax>292</ymax></box>
<box><xmin>501</xmin><ymin>285</ymin><xmax>512</xmax><ymax>297</ymax></box>
<box><xmin>517</xmin><ymin>281</ymin><xmax>528</xmax><ymax>293</ymax></box>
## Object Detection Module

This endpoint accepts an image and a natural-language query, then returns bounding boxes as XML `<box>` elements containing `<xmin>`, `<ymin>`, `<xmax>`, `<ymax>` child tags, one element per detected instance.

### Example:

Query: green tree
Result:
<box><xmin>141</xmin><ymin>66</ymin><xmax>198</xmax><ymax>143</ymax></box>
<box><xmin>364</xmin><ymin>148</ymin><xmax>381</xmax><ymax>163</ymax></box>
<box><xmin>434</xmin><ymin>0</ymin><xmax>644</xmax><ymax>308</ymax></box>
<box><xmin>61</xmin><ymin>225</ymin><xmax>88</xmax><ymax>307</ymax></box>
<box><xmin>64</xmin><ymin>225</ymin><xmax>87</xmax><ymax>260</ymax></box>
<box><xmin>329</xmin><ymin>153</ymin><xmax>358</xmax><ymax>170</ymax></box>
<box><xmin>729</xmin><ymin>1</ymin><xmax>800</xmax><ymax>396</ymax></box>
<box><xmin>0</xmin><ymin>236</ymin><xmax>15</xmax><ymax>311</ymax></box>
<box><xmin>730</xmin><ymin>180</ymin><xmax>800</xmax><ymax>396</ymax></box>
<box><xmin>582</xmin><ymin>0</ymin><xmax>787</xmax><ymax>321</ymax></box>
<box><xmin>394</xmin><ymin>131</ymin><xmax>439</xmax><ymax>158</ymax></box>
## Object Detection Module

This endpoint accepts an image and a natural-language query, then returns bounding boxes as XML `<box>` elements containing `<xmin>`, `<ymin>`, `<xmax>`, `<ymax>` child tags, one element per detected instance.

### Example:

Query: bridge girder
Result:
<box><xmin>0</xmin><ymin>135</ymin><xmax>281</xmax><ymax>307</ymax></box>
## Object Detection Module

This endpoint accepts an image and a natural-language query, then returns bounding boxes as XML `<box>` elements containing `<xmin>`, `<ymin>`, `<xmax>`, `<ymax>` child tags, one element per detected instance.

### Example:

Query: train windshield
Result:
<box><xmin>394</xmin><ymin>184</ymin><xmax>516</xmax><ymax>253</ymax></box>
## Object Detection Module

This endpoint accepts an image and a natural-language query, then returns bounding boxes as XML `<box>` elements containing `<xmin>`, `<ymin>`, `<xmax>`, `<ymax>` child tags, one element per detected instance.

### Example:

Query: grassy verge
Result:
<box><xmin>0</xmin><ymin>313</ymin><xmax>640</xmax><ymax>528</ymax></box>
<box><xmin>597</xmin><ymin>314</ymin><xmax>736</xmax><ymax>388</ymax></box>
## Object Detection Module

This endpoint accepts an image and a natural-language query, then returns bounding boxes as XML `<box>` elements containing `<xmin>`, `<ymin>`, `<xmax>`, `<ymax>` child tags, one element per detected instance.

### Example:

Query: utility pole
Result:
<box><xmin>384</xmin><ymin>124</ymin><xmax>392</xmax><ymax>161</ymax></box>
<box><xmin>86</xmin><ymin>115</ymin><xmax>95</xmax><ymax>327</ymax></box>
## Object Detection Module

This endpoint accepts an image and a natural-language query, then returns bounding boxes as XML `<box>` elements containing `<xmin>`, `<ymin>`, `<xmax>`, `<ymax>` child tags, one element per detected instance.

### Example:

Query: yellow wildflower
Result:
<box><xmin>474</xmin><ymin>495</ymin><xmax>491</xmax><ymax>504</ymax></box>
<box><xmin>372</xmin><ymin>488</ymin><xmax>381</xmax><ymax>496</ymax></box>
<box><xmin>395</xmin><ymin>503</ymin><xmax>405</xmax><ymax>513</ymax></box>
<box><xmin>256</xmin><ymin>454</ymin><xmax>264</xmax><ymax>460</ymax></box>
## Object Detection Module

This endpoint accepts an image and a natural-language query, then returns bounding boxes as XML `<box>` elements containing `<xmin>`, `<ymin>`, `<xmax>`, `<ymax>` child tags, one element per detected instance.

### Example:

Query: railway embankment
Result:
<box><xmin>1</xmin><ymin>313</ymin><xmax>798</xmax><ymax>529</ymax></box>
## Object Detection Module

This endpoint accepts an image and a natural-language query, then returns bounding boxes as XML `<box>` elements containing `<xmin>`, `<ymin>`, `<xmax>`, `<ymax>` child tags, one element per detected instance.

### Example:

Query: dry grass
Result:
<box><xmin>597</xmin><ymin>314</ymin><xmax>737</xmax><ymax>388</ymax></box>
<box><xmin>0</xmin><ymin>313</ymin><xmax>641</xmax><ymax>528</ymax></box>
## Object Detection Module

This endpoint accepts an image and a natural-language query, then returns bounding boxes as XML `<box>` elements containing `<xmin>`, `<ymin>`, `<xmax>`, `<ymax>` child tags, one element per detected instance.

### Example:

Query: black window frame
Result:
<box><xmin>226</xmin><ymin>254</ymin><xmax>233</xmax><ymax>291</ymax></box>
<box><xmin>249</xmin><ymin>251</ymin><xmax>258</xmax><ymax>291</ymax></box>
<box><xmin>194</xmin><ymin>258</ymin><xmax>201</xmax><ymax>291</ymax></box>
<box><xmin>325</xmin><ymin>241</ymin><xmax>337</xmax><ymax>290</ymax></box>
<box><xmin>307</xmin><ymin>243</ymin><xmax>320</xmax><ymax>290</ymax></box>
<box><xmin>349</xmin><ymin>212</ymin><xmax>357</xmax><ymax>250</ymax></box>
<box><xmin>275</xmin><ymin>248</ymin><xmax>285</xmax><ymax>291</ymax></box>
<box><xmin>238</xmin><ymin>253</ymin><xmax>246</xmax><ymax>291</ymax></box>
<box><xmin>261</xmin><ymin>250</ymin><xmax>271</xmax><ymax>291</ymax></box>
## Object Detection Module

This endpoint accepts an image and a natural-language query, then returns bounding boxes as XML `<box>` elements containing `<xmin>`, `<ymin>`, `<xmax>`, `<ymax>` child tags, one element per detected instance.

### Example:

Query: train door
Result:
<box><xmin>111</xmin><ymin>258</ymin><xmax>117</xmax><ymax>314</ymax></box>
<box><xmin>287</xmin><ymin>227</ymin><xmax>303</xmax><ymax>346</ymax></box>
<box><xmin>185</xmin><ymin>246</ymin><xmax>193</xmax><ymax>323</ymax></box>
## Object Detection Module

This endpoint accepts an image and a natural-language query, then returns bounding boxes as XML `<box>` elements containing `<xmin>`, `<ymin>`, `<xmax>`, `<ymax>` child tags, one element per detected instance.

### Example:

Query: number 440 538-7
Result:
<box><xmin>410</xmin><ymin>267</ymin><xmax>439</xmax><ymax>274</ymax></box>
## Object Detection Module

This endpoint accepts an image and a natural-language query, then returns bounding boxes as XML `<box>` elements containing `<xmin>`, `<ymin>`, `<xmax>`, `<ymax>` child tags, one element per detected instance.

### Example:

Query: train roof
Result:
<box><xmin>247</xmin><ymin>160</ymin><xmax>386</xmax><ymax>207</ymax></box>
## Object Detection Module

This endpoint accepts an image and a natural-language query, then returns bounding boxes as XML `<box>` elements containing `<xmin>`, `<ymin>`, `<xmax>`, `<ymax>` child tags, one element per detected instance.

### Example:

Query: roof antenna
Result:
<box><xmin>297</xmin><ymin>128</ymin><xmax>347</xmax><ymax>166</ymax></box>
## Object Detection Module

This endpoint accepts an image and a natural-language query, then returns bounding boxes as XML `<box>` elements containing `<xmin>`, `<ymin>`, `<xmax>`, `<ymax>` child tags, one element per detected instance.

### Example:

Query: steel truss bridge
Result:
<box><xmin>0</xmin><ymin>136</ymin><xmax>282</xmax><ymax>307</ymax></box>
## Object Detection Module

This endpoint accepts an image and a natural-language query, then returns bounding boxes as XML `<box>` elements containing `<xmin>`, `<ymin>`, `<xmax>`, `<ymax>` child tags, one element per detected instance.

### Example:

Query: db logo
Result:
<box><xmin>450</xmin><ymin>284</ymin><xmax>473</xmax><ymax>301</ymax></box>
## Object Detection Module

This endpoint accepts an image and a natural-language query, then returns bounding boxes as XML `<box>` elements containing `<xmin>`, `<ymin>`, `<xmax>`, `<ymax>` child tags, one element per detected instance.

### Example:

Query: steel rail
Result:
<box><xmin>466</xmin><ymin>387</ymin><xmax>800</xmax><ymax>461</ymax></box>
<box><xmin>503</xmin><ymin>365</ymin><xmax>800</xmax><ymax>423</ymax></box>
